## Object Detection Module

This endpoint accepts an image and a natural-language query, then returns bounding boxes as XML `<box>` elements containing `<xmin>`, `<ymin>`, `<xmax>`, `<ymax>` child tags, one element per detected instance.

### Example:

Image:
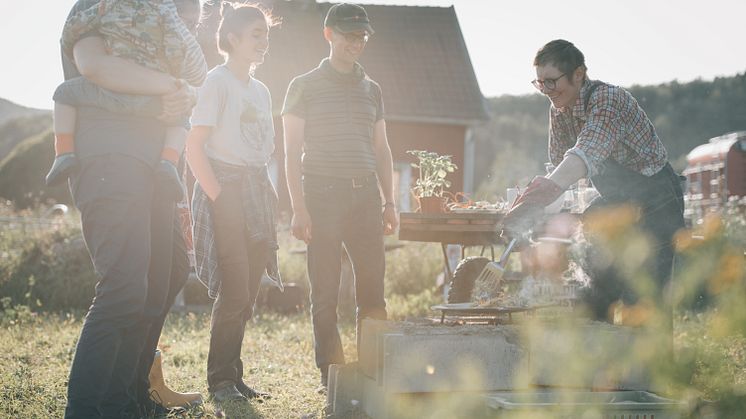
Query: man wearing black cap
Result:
<box><xmin>282</xmin><ymin>3</ymin><xmax>398</xmax><ymax>391</ymax></box>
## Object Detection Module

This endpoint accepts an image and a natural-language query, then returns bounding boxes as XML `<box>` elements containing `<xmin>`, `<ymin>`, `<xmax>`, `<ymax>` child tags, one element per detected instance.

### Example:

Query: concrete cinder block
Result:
<box><xmin>361</xmin><ymin>371</ymin><xmax>389</xmax><ymax>419</ymax></box>
<box><xmin>380</xmin><ymin>325</ymin><xmax>528</xmax><ymax>393</ymax></box>
<box><xmin>359</xmin><ymin>319</ymin><xmax>400</xmax><ymax>380</ymax></box>
<box><xmin>327</xmin><ymin>363</ymin><xmax>362</xmax><ymax>418</ymax></box>
<box><xmin>528</xmin><ymin>322</ymin><xmax>657</xmax><ymax>390</ymax></box>
<box><xmin>360</xmin><ymin>372</ymin><xmax>491</xmax><ymax>419</ymax></box>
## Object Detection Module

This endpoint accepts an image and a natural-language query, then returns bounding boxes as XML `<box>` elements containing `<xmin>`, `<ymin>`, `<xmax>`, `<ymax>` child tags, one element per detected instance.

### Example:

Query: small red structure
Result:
<box><xmin>683</xmin><ymin>131</ymin><xmax>746</xmax><ymax>220</ymax></box>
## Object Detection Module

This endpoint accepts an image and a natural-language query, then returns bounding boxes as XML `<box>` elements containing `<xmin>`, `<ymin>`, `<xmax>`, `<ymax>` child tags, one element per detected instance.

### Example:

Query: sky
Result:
<box><xmin>0</xmin><ymin>0</ymin><xmax>744</xmax><ymax>110</ymax></box>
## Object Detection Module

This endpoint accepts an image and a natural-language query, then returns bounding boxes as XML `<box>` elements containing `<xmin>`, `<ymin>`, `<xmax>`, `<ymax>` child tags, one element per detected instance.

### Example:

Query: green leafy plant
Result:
<box><xmin>407</xmin><ymin>150</ymin><xmax>457</xmax><ymax>198</ymax></box>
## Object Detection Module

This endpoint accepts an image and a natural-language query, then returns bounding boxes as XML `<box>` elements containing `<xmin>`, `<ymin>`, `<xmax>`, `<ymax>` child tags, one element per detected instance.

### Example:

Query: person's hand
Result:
<box><xmin>291</xmin><ymin>206</ymin><xmax>312</xmax><ymax>244</ymax></box>
<box><xmin>511</xmin><ymin>176</ymin><xmax>564</xmax><ymax>208</ymax></box>
<box><xmin>159</xmin><ymin>79</ymin><xmax>197</xmax><ymax>121</ymax></box>
<box><xmin>207</xmin><ymin>186</ymin><xmax>222</xmax><ymax>203</ymax></box>
<box><xmin>382</xmin><ymin>204</ymin><xmax>399</xmax><ymax>235</ymax></box>
<box><xmin>501</xmin><ymin>201</ymin><xmax>544</xmax><ymax>241</ymax></box>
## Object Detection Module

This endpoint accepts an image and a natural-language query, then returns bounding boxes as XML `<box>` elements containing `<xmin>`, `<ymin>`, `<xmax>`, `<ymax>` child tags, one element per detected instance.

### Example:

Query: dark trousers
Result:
<box><xmin>583</xmin><ymin>162</ymin><xmax>685</xmax><ymax>321</ymax></box>
<box><xmin>134</xmin><ymin>213</ymin><xmax>191</xmax><ymax>405</ymax></box>
<box><xmin>207</xmin><ymin>180</ymin><xmax>268</xmax><ymax>391</ymax></box>
<box><xmin>303</xmin><ymin>175</ymin><xmax>387</xmax><ymax>371</ymax></box>
<box><xmin>65</xmin><ymin>155</ymin><xmax>175</xmax><ymax>419</ymax></box>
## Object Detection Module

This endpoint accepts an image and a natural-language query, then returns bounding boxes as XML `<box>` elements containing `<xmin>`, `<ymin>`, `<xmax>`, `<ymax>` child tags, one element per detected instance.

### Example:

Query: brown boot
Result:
<box><xmin>149</xmin><ymin>349</ymin><xmax>203</xmax><ymax>408</ymax></box>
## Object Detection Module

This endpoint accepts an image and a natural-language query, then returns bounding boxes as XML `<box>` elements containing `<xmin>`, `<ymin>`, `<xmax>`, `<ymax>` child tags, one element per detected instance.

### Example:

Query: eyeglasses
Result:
<box><xmin>531</xmin><ymin>73</ymin><xmax>567</xmax><ymax>91</ymax></box>
<box><xmin>336</xmin><ymin>30</ymin><xmax>369</xmax><ymax>44</ymax></box>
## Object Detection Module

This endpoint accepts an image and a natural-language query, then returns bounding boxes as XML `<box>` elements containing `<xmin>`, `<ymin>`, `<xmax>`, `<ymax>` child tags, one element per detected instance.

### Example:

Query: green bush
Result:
<box><xmin>384</xmin><ymin>239</ymin><xmax>442</xmax><ymax>297</ymax></box>
<box><xmin>0</xmin><ymin>207</ymin><xmax>96</xmax><ymax>311</ymax></box>
<box><xmin>0</xmin><ymin>128</ymin><xmax>72</xmax><ymax>209</ymax></box>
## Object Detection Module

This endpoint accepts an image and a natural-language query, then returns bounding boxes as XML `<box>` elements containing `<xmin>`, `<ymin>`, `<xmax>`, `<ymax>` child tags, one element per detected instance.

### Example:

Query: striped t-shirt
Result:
<box><xmin>281</xmin><ymin>58</ymin><xmax>384</xmax><ymax>178</ymax></box>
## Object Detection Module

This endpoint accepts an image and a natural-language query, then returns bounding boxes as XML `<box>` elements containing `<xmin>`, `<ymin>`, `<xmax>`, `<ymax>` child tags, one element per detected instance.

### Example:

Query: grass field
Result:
<box><xmin>1</xmin><ymin>204</ymin><xmax>745</xmax><ymax>418</ymax></box>
<box><xmin>0</xmin><ymin>309</ymin><xmax>357</xmax><ymax>418</ymax></box>
<box><xmin>3</xmin><ymin>305</ymin><xmax>746</xmax><ymax>418</ymax></box>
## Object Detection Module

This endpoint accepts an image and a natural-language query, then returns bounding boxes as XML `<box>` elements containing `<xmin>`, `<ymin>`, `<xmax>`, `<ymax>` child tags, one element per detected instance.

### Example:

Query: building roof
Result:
<box><xmin>255</xmin><ymin>1</ymin><xmax>488</xmax><ymax>125</ymax></box>
<box><xmin>685</xmin><ymin>131</ymin><xmax>746</xmax><ymax>168</ymax></box>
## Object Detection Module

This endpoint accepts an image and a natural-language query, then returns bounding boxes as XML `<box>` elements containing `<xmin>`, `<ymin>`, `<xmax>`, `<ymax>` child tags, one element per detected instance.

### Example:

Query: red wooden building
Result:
<box><xmin>683</xmin><ymin>131</ymin><xmax>746</xmax><ymax>220</ymax></box>
<box><xmin>251</xmin><ymin>1</ymin><xmax>488</xmax><ymax>212</ymax></box>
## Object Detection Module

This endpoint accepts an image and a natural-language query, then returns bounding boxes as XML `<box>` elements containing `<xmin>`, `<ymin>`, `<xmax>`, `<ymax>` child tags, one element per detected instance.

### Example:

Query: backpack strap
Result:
<box><xmin>583</xmin><ymin>81</ymin><xmax>603</xmax><ymax>114</ymax></box>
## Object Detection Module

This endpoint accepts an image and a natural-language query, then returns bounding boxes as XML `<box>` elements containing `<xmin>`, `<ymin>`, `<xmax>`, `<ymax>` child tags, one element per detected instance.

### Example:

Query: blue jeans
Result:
<box><xmin>206</xmin><ymin>180</ymin><xmax>269</xmax><ymax>391</ymax></box>
<box><xmin>134</xmin><ymin>212</ymin><xmax>191</xmax><ymax>406</ymax></box>
<box><xmin>65</xmin><ymin>155</ymin><xmax>176</xmax><ymax>418</ymax></box>
<box><xmin>303</xmin><ymin>174</ymin><xmax>387</xmax><ymax>371</ymax></box>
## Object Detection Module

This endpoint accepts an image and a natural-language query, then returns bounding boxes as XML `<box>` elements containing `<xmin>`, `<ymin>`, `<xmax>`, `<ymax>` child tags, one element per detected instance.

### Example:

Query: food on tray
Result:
<box><xmin>447</xmin><ymin>200</ymin><xmax>508</xmax><ymax>213</ymax></box>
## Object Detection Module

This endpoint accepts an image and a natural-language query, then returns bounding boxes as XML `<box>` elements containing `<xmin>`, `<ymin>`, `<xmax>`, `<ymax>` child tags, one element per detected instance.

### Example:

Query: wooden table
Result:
<box><xmin>398</xmin><ymin>211</ymin><xmax>506</xmax><ymax>281</ymax></box>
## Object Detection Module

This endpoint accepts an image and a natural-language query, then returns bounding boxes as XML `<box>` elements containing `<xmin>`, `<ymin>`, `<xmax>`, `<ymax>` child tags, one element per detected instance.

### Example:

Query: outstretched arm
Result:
<box><xmin>547</xmin><ymin>153</ymin><xmax>587</xmax><ymax>189</ymax></box>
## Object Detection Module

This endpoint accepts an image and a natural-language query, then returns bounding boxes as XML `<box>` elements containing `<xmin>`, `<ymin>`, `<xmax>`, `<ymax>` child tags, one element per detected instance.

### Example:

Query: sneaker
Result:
<box><xmin>139</xmin><ymin>396</ymin><xmax>186</xmax><ymax>418</ymax></box>
<box><xmin>316</xmin><ymin>367</ymin><xmax>329</xmax><ymax>395</ymax></box>
<box><xmin>210</xmin><ymin>384</ymin><xmax>247</xmax><ymax>404</ymax></box>
<box><xmin>235</xmin><ymin>380</ymin><xmax>271</xmax><ymax>402</ymax></box>
<box><xmin>156</xmin><ymin>159</ymin><xmax>186</xmax><ymax>202</ymax></box>
<box><xmin>45</xmin><ymin>153</ymin><xmax>79</xmax><ymax>186</ymax></box>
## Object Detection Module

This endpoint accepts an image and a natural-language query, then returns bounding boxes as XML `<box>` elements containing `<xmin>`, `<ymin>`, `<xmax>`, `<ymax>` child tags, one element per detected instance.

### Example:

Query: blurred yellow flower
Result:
<box><xmin>701</xmin><ymin>213</ymin><xmax>724</xmax><ymax>240</ymax></box>
<box><xmin>707</xmin><ymin>249</ymin><xmax>745</xmax><ymax>294</ymax></box>
<box><xmin>584</xmin><ymin>205</ymin><xmax>640</xmax><ymax>240</ymax></box>
<box><xmin>610</xmin><ymin>298</ymin><xmax>655</xmax><ymax>327</ymax></box>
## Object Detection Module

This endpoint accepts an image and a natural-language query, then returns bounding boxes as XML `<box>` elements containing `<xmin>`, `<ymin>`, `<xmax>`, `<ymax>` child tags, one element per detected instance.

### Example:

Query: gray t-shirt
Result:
<box><xmin>281</xmin><ymin>58</ymin><xmax>384</xmax><ymax>178</ymax></box>
<box><xmin>191</xmin><ymin>65</ymin><xmax>274</xmax><ymax>166</ymax></box>
<box><xmin>63</xmin><ymin>0</ymin><xmax>165</xmax><ymax>167</ymax></box>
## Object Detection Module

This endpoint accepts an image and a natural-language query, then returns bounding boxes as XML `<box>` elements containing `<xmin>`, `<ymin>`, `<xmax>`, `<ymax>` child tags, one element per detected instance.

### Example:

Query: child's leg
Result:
<box><xmin>46</xmin><ymin>102</ymin><xmax>79</xmax><ymax>186</ymax></box>
<box><xmin>53</xmin><ymin>102</ymin><xmax>76</xmax><ymax>155</ymax></box>
<box><xmin>54</xmin><ymin>77</ymin><xmax>161</xmax><ymax>117</ymax></box>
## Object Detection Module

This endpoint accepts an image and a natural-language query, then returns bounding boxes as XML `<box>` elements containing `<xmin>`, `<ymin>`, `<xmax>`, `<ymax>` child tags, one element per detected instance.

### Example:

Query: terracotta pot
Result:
<box><xmin>418</xmin><ymin>196</ymin><xmax>447</xmax><ymax>213</ymax></box>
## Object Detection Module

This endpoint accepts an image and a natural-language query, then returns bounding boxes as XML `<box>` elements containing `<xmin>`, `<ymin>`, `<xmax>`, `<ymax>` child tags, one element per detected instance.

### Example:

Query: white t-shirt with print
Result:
<box><xmin>191</xmin><ymin>65</ymin><xmax>274</xmax><ymax>166</ymax></box>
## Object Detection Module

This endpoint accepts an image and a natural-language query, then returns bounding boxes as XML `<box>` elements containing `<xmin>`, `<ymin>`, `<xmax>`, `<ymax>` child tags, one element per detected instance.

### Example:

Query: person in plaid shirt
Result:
<box><xmin>504</xmin><ymin>39</ymin><xmax>685</xmax><ymax>324</ymax></box>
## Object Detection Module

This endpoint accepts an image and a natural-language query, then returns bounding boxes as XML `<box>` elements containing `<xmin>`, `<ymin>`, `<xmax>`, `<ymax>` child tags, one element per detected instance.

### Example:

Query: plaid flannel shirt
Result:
<box><xmin>191</xmin><ymin>160</ymin><xmax>281</xmax><ymax>299</ymax></box>
<box><xmin>549</xmin><ymin>79</ymin><xmax>667</xmax><ymax>177</ymax></box>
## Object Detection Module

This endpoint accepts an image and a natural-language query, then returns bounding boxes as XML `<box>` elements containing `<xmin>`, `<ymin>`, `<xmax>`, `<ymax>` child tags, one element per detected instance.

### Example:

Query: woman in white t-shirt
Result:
<box><xmin>185</xmin><ymin>2</ymin><xmax>279</xmax><ymax>404</ymax></box>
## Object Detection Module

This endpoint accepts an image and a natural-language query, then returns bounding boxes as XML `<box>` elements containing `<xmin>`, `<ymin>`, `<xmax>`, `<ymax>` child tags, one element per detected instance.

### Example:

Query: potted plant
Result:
<box><xmin>407</xmin><ymin>150</ymin><xmax>457</xmax><ymax>213</ymax></box>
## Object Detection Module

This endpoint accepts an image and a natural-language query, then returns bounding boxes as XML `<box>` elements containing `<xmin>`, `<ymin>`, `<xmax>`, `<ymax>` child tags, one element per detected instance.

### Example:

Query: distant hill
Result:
<box><xmin>0</xmin><ymin>98</ymin><xmax>49</xmax><ymax>127</ymax></box>
<box><xmin>0</xmin><ymin>127</ymin><xmax>72</xmax><ymax>209</ymax></box>
<box><xmin>0</xmin><ymin>113</ymin><xmax>53</xmax><ymax>163</ymax></box>
<box><xmin>0</xmin><ymin>98</ymin><xmax>52</xmax><ymax>163</ymax></box>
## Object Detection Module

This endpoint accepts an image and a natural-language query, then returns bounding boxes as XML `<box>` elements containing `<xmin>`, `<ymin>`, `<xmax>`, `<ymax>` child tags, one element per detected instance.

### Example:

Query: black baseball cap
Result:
<box><xmin>324</xmin><ymin>3</ymin><xmax>374</xmax><ymax>35</ymax></box>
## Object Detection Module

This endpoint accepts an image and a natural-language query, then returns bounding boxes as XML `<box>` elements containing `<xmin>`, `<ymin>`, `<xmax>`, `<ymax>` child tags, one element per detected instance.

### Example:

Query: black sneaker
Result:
<box><xmin>316</xmin><ymin>367</ymin><xmax>329</xmax><ymax>395</ymax></box>
<box><xmin>139</xmin><ymin>396</ymin><xmax>186</xmax><ymax>418</ymax></box>
<box><xmin>210</xmin><ymin>384</ymin><xmax>247</xmax><ymax>404</ymax></box>
<box><xmin>235</xmin><ymin>380</ymin><xmax>271</xmax><ymax>402</ymax></box>
<box><xmin>45</xmin><ymin>153</ymin><xmax>79</xmax><ymax>186</ymax></box>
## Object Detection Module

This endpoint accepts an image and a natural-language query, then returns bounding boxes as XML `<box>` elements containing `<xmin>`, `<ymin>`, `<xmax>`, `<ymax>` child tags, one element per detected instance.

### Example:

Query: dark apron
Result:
<box><xmin>582</xmin><ymin>160</ymin><xmax>686</xmax><ymax>319</ymax></box>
